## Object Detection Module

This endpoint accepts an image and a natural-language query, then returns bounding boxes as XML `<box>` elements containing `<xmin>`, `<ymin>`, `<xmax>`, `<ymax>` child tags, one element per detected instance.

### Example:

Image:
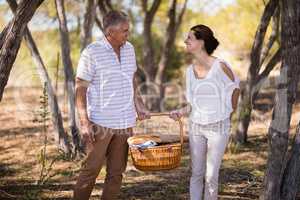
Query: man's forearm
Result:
<box><xmin>133</xmin><ymin>72</ymin><xmax>147</xmax><ymax>113</ymax></box>
<box><xmin>134</xmin><ymin>92</ymin><xmax>147</xmax><ymax>112</ymax></box>
<box><xmin>75</xmin><ymin>86</ymin><xmax>89</xmax><ymax>126</ymax></box>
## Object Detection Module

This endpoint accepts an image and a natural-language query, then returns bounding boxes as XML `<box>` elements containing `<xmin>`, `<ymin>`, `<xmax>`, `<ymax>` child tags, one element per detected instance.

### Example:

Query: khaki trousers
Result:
<box><xmin>73</xmin><ymin>123</ymin><xmax>132</xmax><ymax>200</ymax></box>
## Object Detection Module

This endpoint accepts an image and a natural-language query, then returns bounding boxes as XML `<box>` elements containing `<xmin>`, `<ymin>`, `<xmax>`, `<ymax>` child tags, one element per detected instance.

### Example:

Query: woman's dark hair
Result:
<box><xmin>191</xmin><ymin>24</ymin><xmax>219</xmax><ymax>55</ymax></box>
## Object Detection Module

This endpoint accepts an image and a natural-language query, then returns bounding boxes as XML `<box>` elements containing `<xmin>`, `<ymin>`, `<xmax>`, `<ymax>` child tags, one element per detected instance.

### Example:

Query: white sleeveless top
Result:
<box><xmin>186</xmin><ymin>58</ymin><xmax>240</xmax><ymax>125</ymax></box>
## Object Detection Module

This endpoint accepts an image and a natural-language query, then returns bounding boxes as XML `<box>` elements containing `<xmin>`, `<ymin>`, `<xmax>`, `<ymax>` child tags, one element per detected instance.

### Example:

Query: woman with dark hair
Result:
<box><xmin>170</xmin><ymin>24</ymin><xmax>240</xmax><ymax>200</ymax></box>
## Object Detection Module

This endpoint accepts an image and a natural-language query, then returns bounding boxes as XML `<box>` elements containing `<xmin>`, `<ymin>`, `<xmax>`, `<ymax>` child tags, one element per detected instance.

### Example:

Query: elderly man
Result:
<box><xmin>73</xmin><ymin>11</ymin><xmax>149</xmax><ymax>200</ymax></box>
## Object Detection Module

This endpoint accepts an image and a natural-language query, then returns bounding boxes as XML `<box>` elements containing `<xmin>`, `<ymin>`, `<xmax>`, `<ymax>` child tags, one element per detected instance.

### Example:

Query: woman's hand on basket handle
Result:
<box><xmin>169</xmin><ymin>103</ymin><xmax>192</xmax><ymax>121</ymax></box>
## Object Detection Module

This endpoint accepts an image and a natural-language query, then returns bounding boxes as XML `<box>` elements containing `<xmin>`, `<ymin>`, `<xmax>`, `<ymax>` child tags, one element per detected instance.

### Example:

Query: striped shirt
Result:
<box><xmin>76</xmin><ymin>37</ymin><xmax>137</xmax><ymax>129</ymax></box>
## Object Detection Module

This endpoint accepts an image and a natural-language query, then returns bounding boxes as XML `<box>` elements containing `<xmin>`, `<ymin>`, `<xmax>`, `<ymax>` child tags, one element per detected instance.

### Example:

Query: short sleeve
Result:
<box><xmin>219</xmin><ymin>60</ymin><xmax>240</xmax><ymax>91</ymax></box>
<box><xmin>76</xmin><ymin>48</ymin><xmax>96</xmax><ymax>82</ymax></box>
<box><xmin>218</xmin><ymin>60</ymin><xmax>240</xmax><ymax>111</ymax></box>
<box><xmin>185</xmin><ymin>66</ymin><xmax>192</xmax><ymax>103</ymax></box>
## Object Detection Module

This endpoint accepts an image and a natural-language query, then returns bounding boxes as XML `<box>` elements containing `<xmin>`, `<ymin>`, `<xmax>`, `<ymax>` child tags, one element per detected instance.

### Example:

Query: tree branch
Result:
<box><xmin>4</xmin><ymin>0</ymin><xmax>72</xmax><ymax>154</ymax></box>
<box><xmin>260</xmin><ymin>7</ymin><xmax>280</xmax><ymax>66</ymax></box>
<box><xmin>98</xmin><ymin>0</ymin><xmax>108</xmax><ymax>16</ymax></box>
<box><xmin>257</xmin><ymin>47</ymin><xmax>281</xmax><ymax>83</ymax></box>
<box><xmin>155</xmin><ymin>0</ymin><xmax>188</xmax><ymax>84</ymax></box>
<box><xmin>251</xmin><ymin>47</ymin><xmax>281</xmax><ymax>103</ymax></box>
<box><xmin>0</xmin><ymin>22</ymin><xmax>11</xmax><ymax>49</ymax></box>
<box><xmin>105</xmin><ymin>0</ymin><xmax>113</xmax><ymax>10</ymax></box>
<box><xmin>142</xmin><ymin>0</ymin><xmax>162</xmax><ymax>81</ymax></box>
<box><xmin>95</xmin><ymin>15</ymin><xmax>104</xmax><ymax>32</ymax></box>
<box><xmin>55</xmin><ymin>0</ymin><xmax>82</xmax><ymax>154</ymax></box>
<box><xmin>0</xmin><ymin>0</ymin><xmax>45</xmax><ymax>101</ymax></box>
<box><xmin>249</xmin><ymin>0</ymin><xmax>279</xmax><ymax>76</ymax></box>
<box><xmin>175</xmin><ymin>0</ymin><xmax>188</xmax><ymax>32</ymax></box>
<box><xmin>148</xmin><ymin>0</ymin><xmax>161</xmax><ymax>20</ymax></box>
<box><xmin>97</xmin><ymin>0</ymin><xmax>114</xmax><ymax>33</ymax></box>
<box><xmin>141</xmin><ymin>0</ymin><xmax>148</xmax><ymax>13</ymax></box>
<box><xmin>80</xmin><ymin>0</ymin><xmax>97</xmax><ymax>51</ymax></box>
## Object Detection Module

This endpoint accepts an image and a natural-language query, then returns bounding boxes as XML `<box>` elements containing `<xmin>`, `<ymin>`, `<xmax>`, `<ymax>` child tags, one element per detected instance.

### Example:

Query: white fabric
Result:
<box><xmin>186</xmin><ymin>58</ymin><xmax>240</xmax><ymax>125</ymax></box>
<box><xmin>76</xmin><ymin>37</ymin><xmax>137</xmax><ymax>129</ymax></box>
<box><xmin>189</xmin><ymin>118</ymin><xmax>230</xmax><ymax>200</ymax></box>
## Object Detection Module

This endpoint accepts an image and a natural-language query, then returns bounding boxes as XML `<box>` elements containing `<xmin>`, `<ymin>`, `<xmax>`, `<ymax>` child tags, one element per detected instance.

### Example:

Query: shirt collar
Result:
<box><xmin>101</xmin><ymin>36</ymin><xmax>127</xmax><ymax>50</ymax></box>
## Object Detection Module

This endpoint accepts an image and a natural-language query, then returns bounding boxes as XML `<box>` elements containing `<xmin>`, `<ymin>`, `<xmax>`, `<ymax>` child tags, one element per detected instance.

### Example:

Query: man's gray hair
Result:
<box><xmin>103</xmin><ymin>11</ymin><xmax>129</xmax><ymax>34</ymax></box>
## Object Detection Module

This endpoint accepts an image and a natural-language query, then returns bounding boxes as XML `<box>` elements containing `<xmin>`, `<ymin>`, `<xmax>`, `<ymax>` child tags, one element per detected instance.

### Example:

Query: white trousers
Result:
<box><xmin>189</xmin><ymin>118</ymin><xmax>230</xmax><ymax>200</ymax></box>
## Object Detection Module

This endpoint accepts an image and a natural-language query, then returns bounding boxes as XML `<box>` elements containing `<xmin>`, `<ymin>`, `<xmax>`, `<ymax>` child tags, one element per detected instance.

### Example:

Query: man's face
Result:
<box><xmin>109</xmin><ymin>21</ymin><xmax>130</xmax><ymax>46</ymax></box>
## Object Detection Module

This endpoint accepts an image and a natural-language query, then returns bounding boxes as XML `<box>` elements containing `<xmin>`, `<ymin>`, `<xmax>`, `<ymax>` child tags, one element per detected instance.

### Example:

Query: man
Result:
<box><xmin>73</xmin><ymin>11</ymin><xmax>149</xmax><ymax>200</ymax></box>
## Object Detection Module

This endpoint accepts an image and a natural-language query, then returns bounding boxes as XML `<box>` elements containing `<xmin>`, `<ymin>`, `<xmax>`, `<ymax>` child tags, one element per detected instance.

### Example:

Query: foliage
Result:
<box><xmin>10</xmin><ymin>28</ymin><xmax>81</xmax><ymax>85</ymax></box>
<box><xmin>215</xmin><ymin>0</ymin><xmax>268</xmax><ymax>54</ymax></box>
<box><xmin>38</xmin><ymin>0</ymin><xmax>82</xmax><ymax>21</ymax></box>
<box><xmin>179</xmin><ymin>0</ymin><xmax>267</xmax><ymax>58</ymax></box>
<box><xmin>1</xmin><ymin>0</ymin><xmax>271</xmax><ymax>84</ymax></box>
<box><xmin>37</xmin><ymin>82</ymin><xmax>51</xmax><ymax>185</ymax></box>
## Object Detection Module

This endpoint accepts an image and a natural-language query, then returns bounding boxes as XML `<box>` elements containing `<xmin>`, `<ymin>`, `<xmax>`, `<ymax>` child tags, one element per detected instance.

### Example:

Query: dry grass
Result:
<box><xmin>0</xmin><ymin>86</ymin><xmax>300</xmax><ymax>200</ymax></box>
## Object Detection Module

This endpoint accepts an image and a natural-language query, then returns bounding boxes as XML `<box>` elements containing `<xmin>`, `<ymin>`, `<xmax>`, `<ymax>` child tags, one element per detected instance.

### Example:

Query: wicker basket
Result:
<box><xmin>128</xmin><ymin>113</ymin><xmax>183</xmax><ymax>171</ymax></box>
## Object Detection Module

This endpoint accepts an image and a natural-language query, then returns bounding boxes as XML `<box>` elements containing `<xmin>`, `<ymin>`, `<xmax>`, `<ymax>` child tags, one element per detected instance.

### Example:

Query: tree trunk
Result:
<box><xmin>80</xmin><ymin>0</ymin><xmax>97</xmax><ymax>51</ymax></box>
<box><xmin>263</xmin><ymin>0</ymin><xmax>300</xmax><ymax>198</ymax></box>
<box><xmin>6</xmin><ymin>0</ymin><xmax>72</xmax><ymax>155</ymax></box>
<box><xmin>140</xmin><ymin>0</ymin><xmax>161</xmax><ymax>111</ymax></box>
<box><xmin>234</xmin><ymin>90</ymin><xmax>252</xmax><ymax>143</ymax></box>
<box><xmin>55</xmin><ymin>0</ymin><xmax>83</xmax><ymax>155</ymax></box>
<box><xmin>154</xmin><ymin>0</ymin><xmax>187</xmax><ymax>85</ymax></box>
<box><xmin>141</xmin><ymin>0</ymin><xmax>187</xmax><ymax>111</ymax></box>
<box><xmin>95</xmin><ymin>0</ymin><xmax>114</xmax><ymax>33</ymax></box>
<box><xmin>95</xmin><ymin>16</ymin><xmax>104</xmax><ymax>33</ymax></box>
<box><xmin>281</xmin><ymin>122</ymin><xmax>300</xmax><ymax>200</ymax></box>
<box><xmin>260</xmin><ymin>7</ymin><xmax>280</xmax><ymax>65</ymax></box>
<box><xmin>98</xmin><ymin>0</ymin><xmax>113</xmax><ymax>16</ymax></box>
<box><xmin>0</xmin><ymin>0</ymin><xmax>44</xmax><ymax>101</ymax></box>
<box><xmin>235</xmin><ymin>48</ymin><xmax>281</xmax><ymax>144</ymax></box>
<box><xmin>0</xmin><ymin>22</ymin><xmax>11</xmax><ymax>49</ymax></box>
<box><xmin>233</xmin><ymin>0</ymin><xmax>279</xmax><ymax>144</ymax></box>
<box><xmin>141</xmin><ymin>0</ymin><xmax>161</xmax><ymax>82</ymax></box>
<box><xmin>154</xmin><ymin>0</ymin><xmax>187</xmax><ymax>111</ymax></box>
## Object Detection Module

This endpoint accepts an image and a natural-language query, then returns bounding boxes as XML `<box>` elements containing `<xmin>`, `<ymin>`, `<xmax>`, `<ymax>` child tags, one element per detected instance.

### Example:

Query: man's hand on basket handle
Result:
<box><xmin>169</xmin><ymin>110</ymin><xmax>183</xmax><ymax>121</ymax></box>
<box><xmin>137</xmin><ymin>108</ymin><xmax>151</xmax><ymax>121</ymax></box>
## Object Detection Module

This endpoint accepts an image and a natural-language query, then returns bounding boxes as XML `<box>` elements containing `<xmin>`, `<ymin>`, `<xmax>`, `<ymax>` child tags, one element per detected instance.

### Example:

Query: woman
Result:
<box><xmin>170</xmin><ymin>24</ymin><xmax>240</xmax><ymax>200</ymax></box>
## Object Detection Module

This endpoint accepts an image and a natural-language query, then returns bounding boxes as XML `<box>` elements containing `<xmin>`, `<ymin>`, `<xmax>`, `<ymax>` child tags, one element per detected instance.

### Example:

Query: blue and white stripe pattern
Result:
<box><xmin>76</xmin><ymin>37</ymin><xmax>137</xmax><ymax>129</ymax></box>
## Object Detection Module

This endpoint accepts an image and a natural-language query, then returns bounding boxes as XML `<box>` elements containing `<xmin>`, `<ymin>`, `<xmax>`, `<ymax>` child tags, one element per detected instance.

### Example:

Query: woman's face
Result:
<box><xmin>184</xmin><ymin>31</ymin><xmax>204</xmax><ymax>53</ymax></box>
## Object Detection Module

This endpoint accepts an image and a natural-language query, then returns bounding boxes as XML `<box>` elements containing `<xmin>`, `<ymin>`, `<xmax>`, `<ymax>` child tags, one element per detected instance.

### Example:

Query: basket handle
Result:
<box><xmin>149</xmin><ymin>112</ymin><xmax>184</xmax><ymax>148</ymax></box>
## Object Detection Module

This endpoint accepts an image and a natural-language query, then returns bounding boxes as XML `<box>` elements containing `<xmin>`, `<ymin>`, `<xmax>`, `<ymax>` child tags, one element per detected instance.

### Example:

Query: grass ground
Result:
<box><xmin>0</xmin><ymin>86</ymin><xmax>299</xmax><ymax>200</ymax></box>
